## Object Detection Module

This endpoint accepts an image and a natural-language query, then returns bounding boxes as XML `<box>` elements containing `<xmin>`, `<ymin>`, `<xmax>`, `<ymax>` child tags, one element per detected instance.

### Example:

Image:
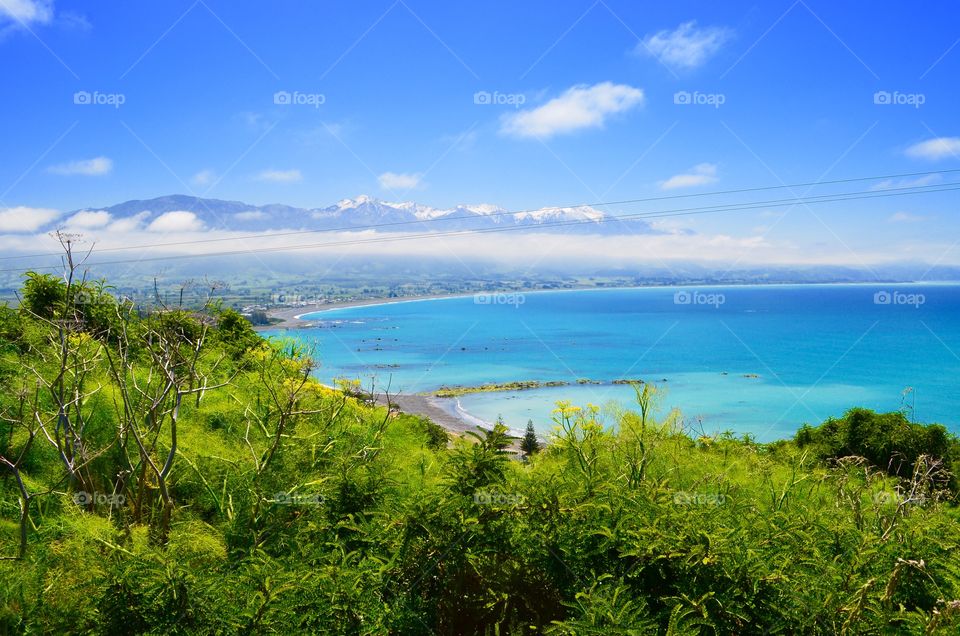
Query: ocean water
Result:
<box><xmin>267</xmin><ymin>285</ymin><xmax>960</xmax><ymax>441</ymax></box>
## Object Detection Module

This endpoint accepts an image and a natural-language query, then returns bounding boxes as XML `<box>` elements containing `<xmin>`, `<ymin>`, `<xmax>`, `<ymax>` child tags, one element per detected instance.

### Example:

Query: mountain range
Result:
<box><xmin>82</xmin><ymin>194</ymin><xmax>660</xmax><ymax>235</ymax></box>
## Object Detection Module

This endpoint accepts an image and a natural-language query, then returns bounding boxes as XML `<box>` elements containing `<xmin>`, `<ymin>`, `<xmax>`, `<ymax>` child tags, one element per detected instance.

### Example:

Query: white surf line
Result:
<box><xmin>293</xmin><ymin>293</ymin><xmax>471</xmax><ymax>320</ymax></box>
<box><xmin>451</xmin><ymin>398</ymin><xmax>525</xmax><ymax>437</ymax></box>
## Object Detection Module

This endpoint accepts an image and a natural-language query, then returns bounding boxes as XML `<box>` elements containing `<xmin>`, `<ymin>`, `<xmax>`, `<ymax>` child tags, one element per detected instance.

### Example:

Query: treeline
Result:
<box><xmin>1</xmin><ymin>261</ymin><xmax>960</xmax><ymax>633</ymax></box>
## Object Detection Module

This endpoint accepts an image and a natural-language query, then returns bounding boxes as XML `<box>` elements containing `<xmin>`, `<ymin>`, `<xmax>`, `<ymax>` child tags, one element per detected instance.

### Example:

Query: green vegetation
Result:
<box><xmin>796</xmin><ymin>408</ymin><xmax>960</xmax><ymax>494</ymax></box>
<box><xmin>2</xmin><ymin>265</ymin><xmax>960</xmax><ymax>634</ymax></box>
<box><xmin>521</xmin><ymin>419</ymin><xmax>541</xmax><ymax>458</ymax></box>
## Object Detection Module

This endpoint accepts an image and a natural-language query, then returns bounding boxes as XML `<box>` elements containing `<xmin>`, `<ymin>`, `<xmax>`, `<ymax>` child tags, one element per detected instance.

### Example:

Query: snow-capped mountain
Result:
<box><xmin>72</xmin><ymin>195</ymin><xmax>657</xmax><ymax>235</ymax></box>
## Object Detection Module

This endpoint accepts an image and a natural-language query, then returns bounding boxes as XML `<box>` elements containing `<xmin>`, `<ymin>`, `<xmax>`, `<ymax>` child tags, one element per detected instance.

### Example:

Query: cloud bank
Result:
<box><xmin>0</xmin><ymin>206</ymin><xmax>59</xmax><ymax>232</ymax></box>
<box><xmin>65</xmin><ymin>210</ymin><xmax>111</xmax><ymax>228</ymax></box>
<box><xmin>146</xmin><ymin>211</ymin><xmax>205</xmax><ymax>233</ymax></box>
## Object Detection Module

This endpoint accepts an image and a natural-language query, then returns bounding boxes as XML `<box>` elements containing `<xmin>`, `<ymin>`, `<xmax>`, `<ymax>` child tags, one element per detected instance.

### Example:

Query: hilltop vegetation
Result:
<box><xmin>1</xmin><ymin>266</ymin><xmax>960</xmax><ymax>634</ymax></box>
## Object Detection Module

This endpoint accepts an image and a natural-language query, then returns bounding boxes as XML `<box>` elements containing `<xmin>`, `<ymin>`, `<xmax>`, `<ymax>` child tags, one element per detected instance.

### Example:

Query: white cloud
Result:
<box><xmin>57</xmin><ymin>10</ymin><xmax>90</xmax><ymax>30</ymax></box>
<box><xmin>639</xmin><ymin>21</ymin><xmax>731</xmax><ymax>70</ymax></box>
<box><xmin>871</xmin><ymin>174</ymin><xmax>941</xmax><ymax>190</ymax></box>
<box><xmin>378</xmin><ymin>172</ymin><xmax>424</xmax><ymax>190</ymax></box>
<box><xmin>107</xmin><ymin>211</ymin><xmax>149</xmax><ymax>232</ymax></box>
<box><xmin>192</xmin><ymin>169</ymin><xmax>216</xmax><ymax>186</ymax></box>
<box><xmin>48</xmin><ymin>156</ymin><xmax>112</xmax><ymax>176</ymax></box>
<box><xmin>649</xmin><ymin>218</ymin><xmax>696</xmax><ymax>234</ymax></box>
<box><xmin>888</xmin><ymin>212</ymin><xmax>925</xmax><ymax>223</ymax></box>
<box><xmin>235</xmin><ymin>210</ymin><xmax>267</xmax><ymax>220</ymax></box>
<box><xmin>660</xmin><ymin>163</ymin><xmax>718</xmax><ymax>190</ymax></box>
<box><xmin>36</xmin><ymin>227</ymin><xmax>925</xmax><ymax>268</ymax></box>
<box><xmin>4</xmin><ymin>219</ymin><xmax>957</xmax><ymax>268</ymax></box>
<box><xmin>257</xmin><ymin>169</ymin><xmax>302</xmax><ymax>183</ymax></box>
<box><xmin>65</xmin><ymin>209</ymin><xmax>111</xmax><ymax>228</ymax></box>
<box><xmin>0</xmin><ymin>206</ymin><xmax>59</xmax><ymax>232</ymax></box>
<box><xmin>501</xmin><ymin>82</ymin><xmax>644</xmax><ymax>139</ymax></box>
<box><xmin>146</xmin><ymin>210</ymin><xmax>204</xmax><ymax>233</ymax></box>
<box><xmin>905</xmin><ymin>137</ymin><xmax>960</xmax><ymax>161</ymax></box>
<box><xmin>0</xmin><ymin>0</ymin><xmax>53</xmax><ymax>25</ymax></box>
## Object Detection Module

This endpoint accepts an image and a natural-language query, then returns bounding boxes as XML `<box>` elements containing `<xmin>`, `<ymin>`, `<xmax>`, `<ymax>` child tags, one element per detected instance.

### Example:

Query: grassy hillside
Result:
<box><xmin>1</xmin><ymin>272</ymin><xmax>959</xmax><ymax>634</ymax></box>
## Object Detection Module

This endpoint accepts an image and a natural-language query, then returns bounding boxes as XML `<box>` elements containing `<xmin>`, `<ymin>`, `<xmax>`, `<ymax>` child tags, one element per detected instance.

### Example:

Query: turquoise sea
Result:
<box><xmin>268</xmin><ymin>284</ymin><xmax>960</xmax><ymax>441</ymax></box>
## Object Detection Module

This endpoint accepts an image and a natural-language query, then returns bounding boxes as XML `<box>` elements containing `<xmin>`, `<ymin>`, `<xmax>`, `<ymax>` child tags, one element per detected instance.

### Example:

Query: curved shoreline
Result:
<box><xmin>295</xmin><ymin>292</ymin><xmax>468</xmax><ymax>320</ymax></box>
<box><xmin>375</xmin><ymin>393</ymin><xmax>522</xmax><ymax>439</ymax></box>
<box><xmin>255</xmin><ymin>292</ymin><xmax>471</xmax><ymax>330</ymax></box>
<box><xmin>258</xmin><ymin>280</ymin><xmax>956</xmax><ymax>331</ymax></box>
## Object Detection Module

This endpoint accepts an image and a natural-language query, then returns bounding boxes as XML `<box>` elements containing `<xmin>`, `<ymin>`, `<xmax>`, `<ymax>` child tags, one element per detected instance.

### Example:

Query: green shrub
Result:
<box><xmin>796</xmin><ymin>407</ymin><xmax>960</xmax><ymax>494</ymax></box>
<box><xmin>19</xmin><ymin>272</ymin><xmax>65</xmax><ymax>319</ymax></box>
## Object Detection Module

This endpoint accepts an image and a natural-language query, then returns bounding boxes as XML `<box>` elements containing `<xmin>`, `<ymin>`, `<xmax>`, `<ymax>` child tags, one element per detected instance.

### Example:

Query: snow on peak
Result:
<box><xmin>514</xmin><ymin>205</ymin><xmax>606</xmax><ymax>223</ymax></box>
<box><xmin>458</xmin><ymin>203</ymin><xmax>505</xmax><ymax>216</ymax></box>
<box><xmin>325</xmin><ymin>197</ymin><xmax>608</xmax><ymax>227</ymax></box>
<box><xmin>336</xmin><ymin>194</ymin><xmax>376</xmax><ymax>208</ymax></box>
<box><xmin>386</xmin><ymin>200</ymin><xmax>447</xmax><ymax>219</ymax></box>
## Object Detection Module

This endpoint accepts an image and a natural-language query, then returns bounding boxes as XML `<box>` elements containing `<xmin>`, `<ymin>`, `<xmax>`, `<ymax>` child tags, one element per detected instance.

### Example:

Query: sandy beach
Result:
<box><xmin>253</xmin><ymin>292</ymin><xmax>473</xmax><ymax>331</ymax></box>
<box><xmin>373</xmin><ymin>394</ymin><xmax>525</xmax><ymax>453</ymax></box>
<box><xmin>376</xmin><ymin>394</ymin><xmax>483</xmax><ymax>436</ymax></box>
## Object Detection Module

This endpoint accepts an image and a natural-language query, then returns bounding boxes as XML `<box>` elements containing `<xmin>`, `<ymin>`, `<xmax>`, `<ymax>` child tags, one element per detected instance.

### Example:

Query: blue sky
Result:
<box><xmin>0</xmin><ymin>0</ymin><xmax>958</xmax><ymax>265</ymax></box>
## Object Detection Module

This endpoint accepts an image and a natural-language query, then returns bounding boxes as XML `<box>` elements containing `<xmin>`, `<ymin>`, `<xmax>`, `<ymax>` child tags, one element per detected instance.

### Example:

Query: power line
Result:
<box><xmin>3</xmin><ymin>167</ymin><xmax>959</xmax><ymax>262</ymax></box>
<box><xmin>1</xmin><ymin>180</ymin><xmax>955</xmax><ymax>274</ymax></box>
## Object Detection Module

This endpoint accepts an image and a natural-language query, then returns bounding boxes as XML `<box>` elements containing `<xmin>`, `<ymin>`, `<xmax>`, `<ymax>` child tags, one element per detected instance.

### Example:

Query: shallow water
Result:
<box><xmin>266</xmin><ymin>284</ymin><xmax>960</xmax><ymax>441</ymax></box>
